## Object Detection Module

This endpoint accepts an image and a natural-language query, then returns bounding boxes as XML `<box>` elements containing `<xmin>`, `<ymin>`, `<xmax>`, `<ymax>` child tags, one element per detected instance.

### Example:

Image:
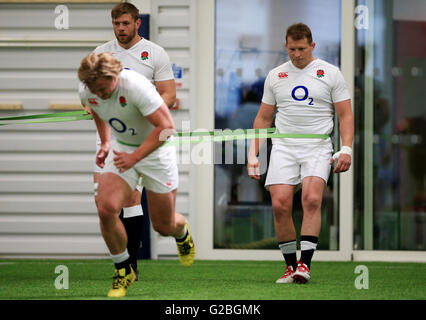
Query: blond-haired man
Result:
<box><xmin>79</xmin><ymin>53</ymin><xmax>194</xmax><ymax>297</ymax></box>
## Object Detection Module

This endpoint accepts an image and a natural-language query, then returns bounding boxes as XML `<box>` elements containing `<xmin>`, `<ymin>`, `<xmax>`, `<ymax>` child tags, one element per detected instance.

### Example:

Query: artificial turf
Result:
<box><xmin>0</xmin><ymin>259</ymin><xmax>424</xmax><ymax>300</ymax></box>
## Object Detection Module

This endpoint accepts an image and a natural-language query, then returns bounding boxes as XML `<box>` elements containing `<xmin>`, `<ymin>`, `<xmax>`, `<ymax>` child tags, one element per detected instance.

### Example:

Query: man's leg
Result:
<box><xmin>269</xmin><ymin>184</ymin><xmax>298</xmax><ymax>283</ymax></box>
<box><xmin>293</xmin><ymin>176</ymin><xmax>325</xmax><ymax>284</ymax></box>
<box><xmin>120</xmin><ymin>188</ymin><xmax>143</xmax><ymax>279</ymax></box>
<box><xmin>96</xmin><ymin>172</ymin><xmax>136</xmax><ymax>296</ymax></box>
<box><xmin>146</xmin><ymin>188</ymin><xmax>195</xmax><ymax>267</ymax></box>
<box><xmin>97</xmin><ymin>172</ymin><xmax>131</xmax><ymax>255</ymax></box>
<box><xmin>96</xmin><ymin>172</ymin><xmax>143</xmax><ymax>279</ymax></box>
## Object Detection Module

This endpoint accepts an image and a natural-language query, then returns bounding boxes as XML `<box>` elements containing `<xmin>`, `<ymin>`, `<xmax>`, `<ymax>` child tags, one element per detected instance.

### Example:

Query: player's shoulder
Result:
<box><xmin>136</xmin><ymin>38</ymin><xmax>167</xmax><ymax>53</ymax></box>
<box><xmin>265</xmin><ymin>62</ymin><xmax>291</xmax><ymax>82</ymax></box>
<box><xmin>120</xmin><ymin>68</ymin><xmax>149</xmax><ymax>81</ymax></box>
<box><xmin>119</xmin><ymin>68</ymin><xmax>153</xmax><ymax>89</ymax></box>
<box><xmin>269</xmin><ymin>61</ymin><xmax>292</xmax><ymax>74</ymax></box>
<box><xmin>314</xmin><ymin>59</ymin><xmax>341</xmax><ymax>74</ymax></box>
<box><xmin>93</xmin><ymin>40</ymin><xmax>117</xmax><ymax>53</ymax></box>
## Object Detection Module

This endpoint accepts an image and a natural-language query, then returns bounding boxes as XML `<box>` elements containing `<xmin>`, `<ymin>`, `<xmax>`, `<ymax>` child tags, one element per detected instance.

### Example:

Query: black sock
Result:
<box><xmin>120</xmin><ymin>211</ymin><xmax>143</xmax><ymax>269</ymax></box>
<box><xmin>114</xmin><ymin>257</ymin><xmax>132</xmax><ymax>274</ymax></box>
<box><xmin>278</xmin><ymin>240</ymin><xmax>297</xmax><ymax>270</ymax></box>
<box><xmin>300</xmin><ymin>235</ymin><xmax>318</xmax><ymax>269</ymax></box>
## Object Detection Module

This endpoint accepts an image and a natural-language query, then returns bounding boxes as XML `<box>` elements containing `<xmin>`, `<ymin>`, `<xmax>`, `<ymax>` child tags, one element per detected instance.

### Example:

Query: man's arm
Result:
<box><xmin>331</xmin><ymin>99</ymin><xmax>354</xmax><ymax>173</ymax></box>
<box><xmin>89</xmin><ymin>107</ymin><xmax>111</xmax><ymax>168</ymax></box>
<box><xmin>154</xmin><ymin>79</ymin><xmax>176</xmax><ymax>109</ymax></box>
<box><xmin>247</xmin><ymin>102</ymin><xmax>276</xmax><ymax>180</ymax></box>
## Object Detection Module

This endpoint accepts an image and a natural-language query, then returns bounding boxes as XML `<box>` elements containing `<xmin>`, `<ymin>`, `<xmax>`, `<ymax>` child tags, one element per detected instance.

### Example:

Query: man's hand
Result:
<box><xmin>247</xmin><ymin>155</ymin><xmax>261</xmax><ymax>180</ymax></box>
<box><xmin>330</xmin><ymin>146</ymin><xmax>352</xmax><ymax>173</ymax></box>
<box><xmin>96</xmin><ymin>143</ymin><xmax>110</xmax><ymax>168</ymax></box>
<box><xmin>113</xmin><ymin>150</ymin><xmax>138</xmax><ymax>173</ymax></box>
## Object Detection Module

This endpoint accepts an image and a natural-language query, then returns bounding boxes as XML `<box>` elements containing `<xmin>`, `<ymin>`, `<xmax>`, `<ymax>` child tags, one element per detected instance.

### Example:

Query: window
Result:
<box><xmin>354</xmin><ymin>0</ymin><xmax>426</xmax><ymax>250</ymax></box>
<box><xmin>214</xmin><ymin>0</ymin><xmax>342</xmax><ymax>250</ymax></box>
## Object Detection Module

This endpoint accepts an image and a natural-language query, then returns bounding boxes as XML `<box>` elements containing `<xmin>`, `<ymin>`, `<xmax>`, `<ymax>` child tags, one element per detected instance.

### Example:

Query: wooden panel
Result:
<box><xmin>0</xmin><ymin>102</ymin><xmax>22</xmax><ymax>110</ymax></box>
<box><xmin>156</xmin><ymin>34</ymin><xmax>189</xmax><ymax>48</ymax></box>
<box><xmin>157</xmin><ymin>0</ymin><xmax>190</xmax><ymax>7</ymax></box>
<box><xmin>0</xmin><ymin>47</ymin><xmax>93</xmax><ymax>69</ymax></box>
<box><xmin>0</xmin><ymin>173</ymin><xmax>93</xmax><ymax>193</ymax></box>
<box><xmin>0</xmin><ymin>77</ymin><xmax>78</xmax><ymax>90</ymax></box>
<box><xmin>0</xmin><ymin>235</ymin><xmax>108</xmax><ymax>255</ymax></box>
<box><xmin>0</xmin><ymin>214</ymin><xmax>100</xmax><ymax>234</ymax></box>
<box><xmin>0</xmin><ymin>1</ymin><xmax>195</xmax><ymax>257</ymax></box>
<box><xmin>48</xmin><ymin>102</ymin><xmax>83</xmax><ymax>110</ymax></box>
<box><xmin>0</xmin><ymin>194</ymin><xmax>96</xmax><ymax>214</ymax></box>
<box><xmin>0</xmin><ymin>119</ymin><xmax>95</xmax><ymax>131</ymax></box>
<box><xmin>0</xmin><ymin>1</ymin><xmax>118</xmax><ymax>3</ymax></box>
<box><xmin>0</xmin><ymin>153</ymin><xmax>94</xmax><ymax>173</ymax></box>
<box><xmin>0</xmin><ymin>131</ymin><xmax>96</xmax><ymax>152</ymax></box>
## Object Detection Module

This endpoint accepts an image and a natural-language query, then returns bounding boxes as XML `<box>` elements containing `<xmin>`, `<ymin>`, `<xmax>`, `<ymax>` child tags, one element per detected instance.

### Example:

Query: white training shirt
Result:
<box><xmin>79</xmin><ymin>69</ymin><xmax>164</xmax><ymax>146</ymax></box>
<box><xmin>262</xmin><ymin>58</ymin><xmax>350</xmax><ymax>145</ymax></box>
<box><xmin>93</xmin><ymin>38</ymin><xmax>174</xmax><ymax>82</ymax></box>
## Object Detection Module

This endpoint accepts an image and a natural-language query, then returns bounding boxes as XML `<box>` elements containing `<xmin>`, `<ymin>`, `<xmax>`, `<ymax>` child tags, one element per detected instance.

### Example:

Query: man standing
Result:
<box><xmin>92</xmin><ymin>3</ymin><xmax>177</xmax><ymax>279</ymax></box>
<box><xmin>248</xmin><ymin>23</ymin><xmax>353</xmax><ymax>284</ymax></box>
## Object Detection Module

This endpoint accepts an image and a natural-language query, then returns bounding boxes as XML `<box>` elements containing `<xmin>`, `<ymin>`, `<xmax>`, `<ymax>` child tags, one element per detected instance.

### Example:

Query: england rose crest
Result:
<box><xmin>141</xmin><ymin>51</ymin><xmax>149</xmax><ymax>60</ymax></box>
<box><xmin>119</xmin><ymin>96</ymin><xmax>127</xmax><ymax>107</ymax></box>
<box><xmin>88</xmin><ymin>98</ymin><xmax>98</xmax><ymax>105</ymax></box>
<box><xmin>316</xmin><ymin>69</ymin><xmax>325</xmax><ymax>78</ymax></box>
<box><xmin>278</xmin><ymin>72</ymin><xmax>288</xmax><ymax>79</ymax></box>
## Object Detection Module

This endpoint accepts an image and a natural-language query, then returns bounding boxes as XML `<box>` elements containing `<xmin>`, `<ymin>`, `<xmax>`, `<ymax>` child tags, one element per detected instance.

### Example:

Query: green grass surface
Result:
<box><xmin>0</xmin><ymin>259</ymin><xmax>424</xmax><ymax>300</ymax></box>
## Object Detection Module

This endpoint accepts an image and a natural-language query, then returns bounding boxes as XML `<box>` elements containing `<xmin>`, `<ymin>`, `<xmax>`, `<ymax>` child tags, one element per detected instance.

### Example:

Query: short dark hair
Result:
<box><xmin>111</xmin><ymin>2</ymin><xmax>140</xmax><ymax>21</ymax></box>
<box><xmin>286</xmin><ymin>23</ymin><xmax>313</xmax><ymax>44</ymax></box>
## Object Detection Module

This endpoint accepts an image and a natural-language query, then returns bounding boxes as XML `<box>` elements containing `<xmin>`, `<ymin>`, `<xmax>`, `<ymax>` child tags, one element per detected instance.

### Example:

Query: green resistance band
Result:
<box><xmin>0</xmin><ymin>111</ymin><xmax>329</xmax><ymax>144</ymax></box>
<box><xmin>161</xmin><ymin>131</ymin><xmax>329</xmax><ymax>147</ymax></box>
<box><xmin>0</xmin><ymin>110</ymin><xmax>93</xmax><ymax>126</ymax></box>
<box><xmin>117</xmin><ymin>130</ymin><xmax>329</xmax><ymax>147</ymax></box>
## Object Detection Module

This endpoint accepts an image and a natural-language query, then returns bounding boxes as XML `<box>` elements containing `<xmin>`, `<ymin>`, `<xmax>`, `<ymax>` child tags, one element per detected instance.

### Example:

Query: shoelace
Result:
<box><xmin>281</xmin><ymin>266</ymin><xmax>294</xmax><ymax>278</ymax></box>
<box><xmin>177</xmin><ymin>239</ymin><xmax>193</xmax><ymax>255</ymax></box>
<box><xmin>111</xmin><ymin>273</ymin><xmax>127</xmax><ymax>289</ymax></box>
<box><xmin>297</xmin><ymin>263</ymin><xmax>309</xmax><ymax>273</ymax></box>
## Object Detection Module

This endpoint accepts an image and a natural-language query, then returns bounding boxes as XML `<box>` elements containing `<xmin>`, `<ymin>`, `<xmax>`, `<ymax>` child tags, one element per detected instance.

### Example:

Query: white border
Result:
<box><xmin>339</xmin><ymin>0</ymin><xmax>356</xmax><ymax>260</ymax></box>
<box><xmin>353</xmin><ymin>251</ymin><xmax>426</xmax><ymax>262</ymax></box>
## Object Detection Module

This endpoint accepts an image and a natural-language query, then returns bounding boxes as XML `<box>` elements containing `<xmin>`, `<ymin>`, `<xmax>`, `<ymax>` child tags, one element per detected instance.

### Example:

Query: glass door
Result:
<box><xmin>214</xmin><ymin>0</ymin><xmax>343</xmax><ymax>253</ymax></box>
<box><xmin>354</xmin><ymin>0</ymin><xmax>426</xmax><ymax>251</ymax></box>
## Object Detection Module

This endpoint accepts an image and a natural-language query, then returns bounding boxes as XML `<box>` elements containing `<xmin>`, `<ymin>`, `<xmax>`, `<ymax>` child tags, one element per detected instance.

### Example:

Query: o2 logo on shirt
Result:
<box><xmin>291</xmin><ymin>85</ymin><xmax>314</xmax><ymax>106</ymax></box>
<box><xmin>109</xmin><ymin>118</ymin><xmax>137</xmax><ymax>136</ymax></box>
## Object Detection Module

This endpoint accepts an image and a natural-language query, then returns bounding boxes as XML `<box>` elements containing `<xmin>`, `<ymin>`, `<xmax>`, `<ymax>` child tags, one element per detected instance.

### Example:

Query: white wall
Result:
<box><xmin>0</xmin><ymin>0</ymin><xmax>197</xmax><ymax>259</ymax></box>
<box><xmin>0</xmin><ymin>3</ymin><xmax>114</xmax><ymax>258</ymax></box>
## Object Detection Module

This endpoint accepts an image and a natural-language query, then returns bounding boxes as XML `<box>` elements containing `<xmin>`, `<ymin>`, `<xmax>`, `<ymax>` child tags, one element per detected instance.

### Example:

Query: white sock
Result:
<box><xmin>110</xmin><ymin>249</ymin><xmax>129</xmax><ymax>264</ymax></box>
<box><xmin>301</xmin><ymin>240</ymin><xmax>317</xmax><ymax>251</ymax></box>
<box><xmin>123</xmin><ymin>205</ymin><xmax>143</xmax><ymax>218</ymax></box>
<box><xmin>175</xmin><ymin>225</ymin><xmax>188</xmax><ymax>240</ymax></box>
<box><xmin>278</xmin><ymin>241</ymin><xmax>297</xmax><ymax>255</ymax></box>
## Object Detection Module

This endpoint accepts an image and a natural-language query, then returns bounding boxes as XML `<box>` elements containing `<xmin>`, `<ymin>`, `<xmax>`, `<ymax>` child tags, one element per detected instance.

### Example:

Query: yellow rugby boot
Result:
<box><xmin>107</xmin><ymin>266</ymin><xmax>136</xmax><ymax>297</ymax></box>
<box><xmin>176</xmin><ymin>221</ymin><xmax>195</xmax><ymax>267</ymax></box>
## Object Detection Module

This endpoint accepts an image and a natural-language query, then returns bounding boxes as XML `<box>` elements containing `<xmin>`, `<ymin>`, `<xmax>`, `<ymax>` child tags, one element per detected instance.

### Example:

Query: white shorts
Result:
<box><xmin>94</xmin><ymin>133</ymin><xmax>143</xmax><ymax>192</ymax></box>
<box><xmin>265</xmin><ymin>143</ymin><xmax>333</xmax><ymax>187</ymax></box>
<box><xmin>102</xmin><ymin>139</ymin><xmax>178</xmax><ymax>194</ymax></box>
